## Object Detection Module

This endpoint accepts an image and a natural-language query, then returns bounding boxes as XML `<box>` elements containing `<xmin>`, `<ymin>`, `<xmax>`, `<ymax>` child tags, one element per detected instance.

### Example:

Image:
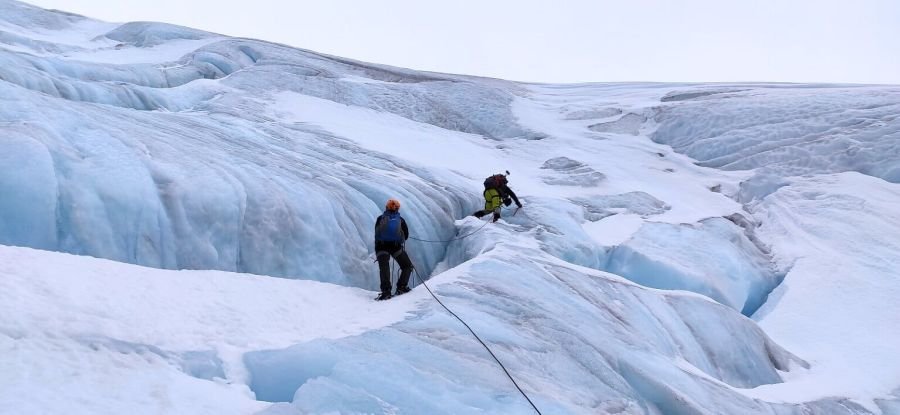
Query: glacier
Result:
<box><xmin>2</xmin><ymin>1</ymin><xmax>900</xmax><ymax>414</ymax></box>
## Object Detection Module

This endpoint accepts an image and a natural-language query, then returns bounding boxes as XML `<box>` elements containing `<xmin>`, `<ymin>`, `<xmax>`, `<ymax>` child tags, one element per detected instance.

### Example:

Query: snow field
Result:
<box><xmin>2</xmin><ymin>1</ymin><xmax>900</xmax><ymax>413</ymax></box>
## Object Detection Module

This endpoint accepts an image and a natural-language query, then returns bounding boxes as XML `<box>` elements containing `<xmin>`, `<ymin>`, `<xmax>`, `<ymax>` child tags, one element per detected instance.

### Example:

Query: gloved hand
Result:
<box><xmin>516</xmin><ymin>202</ymin><xmax>523</xmax><ymax>208</ymax></box>
<box><xmin>492</xmin><ymin>211</ymin><xmax>501</xmax><ymax>222</ymax></box>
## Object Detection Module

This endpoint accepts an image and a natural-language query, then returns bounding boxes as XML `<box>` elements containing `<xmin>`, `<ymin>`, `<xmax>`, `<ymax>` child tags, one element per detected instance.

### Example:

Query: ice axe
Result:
<box><xmin>504</xmin><ymin>170</ymin><xmax>520</xmax><ymax>216</ymax></box>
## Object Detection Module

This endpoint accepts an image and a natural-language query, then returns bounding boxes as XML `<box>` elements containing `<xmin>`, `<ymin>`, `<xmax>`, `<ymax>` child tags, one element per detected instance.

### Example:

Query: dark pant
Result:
<box><xmin>377</xmin><ymin>248</ymin><xmax>412</xmax><ymax>294</ymax></box>
<box><xmin>473</xmin><ymin>209</ymin><xmax>501</xmax><ymax>222</ymax></box>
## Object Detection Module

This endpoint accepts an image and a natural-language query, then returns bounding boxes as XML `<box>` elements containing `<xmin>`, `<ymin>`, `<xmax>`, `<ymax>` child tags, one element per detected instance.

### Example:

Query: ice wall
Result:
<box><xmin>1</xmin><ymin>8</ymin><xmax>541</xmax><ymax>287</ymax></box>
<box><xmin>602</xmin><ymin>218</ymin><xmax>780</xmax><ymax>315</ymax></box>
<box><xmin>0</xmin><ymin>78</ymin><xmax>473</xmax><ymax>286</ymax></box>
<box><xmin>4</xmin><ymin>2</ymin><xmax>899</xmax><ymax>413</ymax></box>
<box><xmin>245</xmin><ymin>224</ymin><xmax>804</xmax><ymax>414</ymax></box>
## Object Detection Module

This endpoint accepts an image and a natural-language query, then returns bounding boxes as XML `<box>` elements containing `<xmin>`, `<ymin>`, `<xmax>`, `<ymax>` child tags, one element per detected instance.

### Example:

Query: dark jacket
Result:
<box><xmin>499</xmin><ymin>185</ymin><xmax>522</xmax><ymax>207</ymax></box>
<box><xmin>374</xmin><ymin>211</ymin><xmax>409</xmax><ymax>253</ymax></box>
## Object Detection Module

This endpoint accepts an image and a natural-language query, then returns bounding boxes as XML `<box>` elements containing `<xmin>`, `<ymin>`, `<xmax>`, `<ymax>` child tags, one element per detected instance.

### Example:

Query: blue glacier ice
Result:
<box><xmin>245</xmin><ymin>221</ymin><xmax>801</xmax><ymax>414</ymax></box>
<box><xmin>602</xmin><ymin>218</ymin><xmax>780</xmax><ymax>315</ymax></box>
<box><xmin>651</xmin><ymin>85</ymin><xmax>900</xmax><ymax>182</ymax></box>
<box><xmin>2</xmin><ymin>1</ymin><xmax>900</xmax><ymax>414</ymax></box>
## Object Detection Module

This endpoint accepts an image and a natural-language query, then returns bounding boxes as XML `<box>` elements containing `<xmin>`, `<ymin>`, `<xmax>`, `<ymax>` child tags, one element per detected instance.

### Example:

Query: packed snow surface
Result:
<box><xmin>2</xmin><ymin>1</ymin><xmax>899</xmax><ymax>414</ymax></box>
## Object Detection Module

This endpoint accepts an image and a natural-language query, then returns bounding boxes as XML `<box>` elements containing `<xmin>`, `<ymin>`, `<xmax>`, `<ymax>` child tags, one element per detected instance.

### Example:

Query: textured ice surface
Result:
<box><xmin>1</xmin><ymin>15</ymin><xmax>506</xmax><ymax>287</ymax></box>
<box><xmin>572</xmin><ymin>191</ymin><xmax>670</xmax><ymax>221</ymax></box>
<box><xmin>0</xmin><ymin>81</ymin><xmax>467</xmax><ymax>287</ymax></box>
<box><xmin>539</xmin><ymin>156</ymin><xmax>606</xmax><ymax>186</ymax></box>
<box><xmin>563</xmin><ymin>106</ymin><xmax>622</xmax><ymax>120</ymax></box>
<box><xmin>652</xmin><ymin>86</ymin><xmax>900</xmax><ymax>182</ymax></box>
<box><xmin>0</xmin><ymin>0</ymin><xmax>85</xmax><ymax>30</ymax></box>
<box><xmin>104</xmin><ymin>21</ymin><xmax>214</xmax><ymax>47</ymax></box>
<box><xmin>0</xmin><ymin>0</ymin><xmax>548</xmax><ymax>288</ymax></box>
<box><xmin>589</xmin><ymin>112</ymin><xmax>648</xmax><ymax>135</ymax></box>
<box><xmin>3</xmin><ymin>2</ymin><xmax>900</xmax><ymax>414</ymax></box>
<box><xmin>602</xmin><ymin>218</ymin><xmax>780</xmax><ymax>315</ymax></box>
<box><xmin>245</xmin><ymin>223</ymin><xmax>800</xmax><ymax>414</ymax></box>
<box><xmin>746</xmin><ymin>173</ymin><xmax>900</xmax><ymax>411</ymax></box>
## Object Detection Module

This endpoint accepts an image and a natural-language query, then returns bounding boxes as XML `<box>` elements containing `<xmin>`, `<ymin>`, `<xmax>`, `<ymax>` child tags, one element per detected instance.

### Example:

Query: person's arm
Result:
<box><xmin>505</xmin><ymin>186</ymin><xmax>522</xmax><ymax>207</ymax></box>
<box><xmin>401</xmin><ymin>218</ymin><xmax>409</xmax><ymax>240</ymax></box>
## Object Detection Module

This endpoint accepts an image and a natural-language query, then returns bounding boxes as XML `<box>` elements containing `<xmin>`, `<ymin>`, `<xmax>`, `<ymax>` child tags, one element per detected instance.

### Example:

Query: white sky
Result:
<box><xmin>27</xmin><ymin>0</ymin><xmax>900</xmax><ymax>84</ymax></box>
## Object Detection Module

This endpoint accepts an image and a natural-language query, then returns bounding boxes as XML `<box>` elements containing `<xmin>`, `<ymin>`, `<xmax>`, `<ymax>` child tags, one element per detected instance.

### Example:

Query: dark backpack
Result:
<box><xmin>375</xmin><ymin>211</ymin><xmax>404</xmax><ymax>242</ymax></box>
<box><xmin>483</xmin><ymin>174</ymin><xmax>508</xmax><ymax>190</ymax></box>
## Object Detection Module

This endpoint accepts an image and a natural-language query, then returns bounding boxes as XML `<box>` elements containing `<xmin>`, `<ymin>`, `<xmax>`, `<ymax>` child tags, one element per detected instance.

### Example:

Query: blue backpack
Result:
<box><xmin>375</xmin><ymin>211</ymin><xmax>404</xmax><ymax>242</ymax></box>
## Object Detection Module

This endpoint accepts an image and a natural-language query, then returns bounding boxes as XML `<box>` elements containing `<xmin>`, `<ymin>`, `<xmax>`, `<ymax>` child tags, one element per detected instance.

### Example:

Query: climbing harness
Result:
<box><xmin>410</xmin><ymin>265</ymin><xmax>543</xmax><ymax>415</ymax></box>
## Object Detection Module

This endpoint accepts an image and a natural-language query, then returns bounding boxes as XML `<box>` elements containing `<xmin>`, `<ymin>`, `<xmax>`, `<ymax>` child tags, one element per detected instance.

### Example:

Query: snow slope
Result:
<box><xmin>0</xmin><ymin>245</ymin><xmax>410</xmax><ymax>414</ymax></box>
<box><xmin>2</xmin><ymin>1</ymin><xmax>899</xmax><ymax>414</ymax></box>
<box><xmin>747</xmin><ymin>173</ymin><xmax>900</xmax><ymax>411</ymax></box>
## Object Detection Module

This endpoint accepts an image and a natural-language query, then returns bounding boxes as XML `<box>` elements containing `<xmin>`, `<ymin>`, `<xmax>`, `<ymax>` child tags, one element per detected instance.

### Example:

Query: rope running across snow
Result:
<box><xmin>387</xmin><ymin>207</ymin><xmax>540</xmax><ymax>412</ymax></box>
<box><xmin>410</xmin><ymin>265</ymin><xmax>543</xmax><ymax>415</ymax></box>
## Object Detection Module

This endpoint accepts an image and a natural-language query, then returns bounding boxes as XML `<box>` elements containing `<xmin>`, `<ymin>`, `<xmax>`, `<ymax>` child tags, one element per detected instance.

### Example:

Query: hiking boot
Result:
<box><xmin>395</xmin><ymin>286</ymin><xmax>411</xmax><ymax>296</ymax></box>
<box><xmin>375</xmin><ymin>292</ymin><xmax>392</xmax><ymax>301</ymax></box>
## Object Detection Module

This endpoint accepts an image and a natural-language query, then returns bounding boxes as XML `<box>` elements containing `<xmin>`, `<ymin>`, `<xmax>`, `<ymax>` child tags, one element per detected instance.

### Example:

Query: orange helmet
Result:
<box><xmin>385</xmin><ymin>198</ymin><xmax>401</xmax><ymax>211</ymax></box>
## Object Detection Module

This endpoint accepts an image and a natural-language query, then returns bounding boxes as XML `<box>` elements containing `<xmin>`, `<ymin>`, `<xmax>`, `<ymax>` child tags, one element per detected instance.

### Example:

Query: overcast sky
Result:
<box><xmin>28</xmin><ymin>0</ymin><xmax>900</xmax><ymax>84</ymax></box>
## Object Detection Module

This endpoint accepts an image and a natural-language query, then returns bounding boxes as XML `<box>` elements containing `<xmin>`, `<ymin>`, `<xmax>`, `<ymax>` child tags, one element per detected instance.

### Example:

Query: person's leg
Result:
<box><xmin>376</xmin><ymin>252</ymin><xmax>392</xmax><ymax>295</ymax></box>
<box><xmin>488</xmin><ymin>190</ymin><xmax>502</xmax><ymax>222</ymax></box>
<box><xmin>479</xmin><ymin>189</ymin><xmax>502</xmax><ymax>222</ymax></box>
<box><xmin>474</xmin><ymin>190</ymin><xmax>493</xmax><ymax>218</ymax></box>
<box><xmin>393</xmin><ymin>249</ymin><xmax>414</xmax><ymax>293</ymax></box>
